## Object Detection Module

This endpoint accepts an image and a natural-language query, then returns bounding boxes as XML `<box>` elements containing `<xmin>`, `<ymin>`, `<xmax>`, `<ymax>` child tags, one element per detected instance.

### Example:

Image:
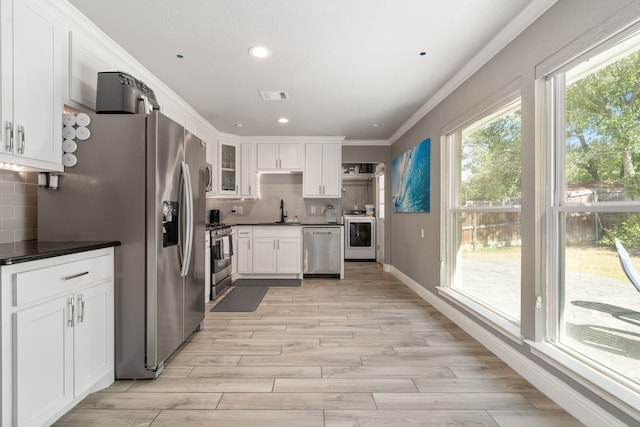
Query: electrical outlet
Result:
<box><xmin>232</xmin><ymin>206</ymin><xmax>237</xmax><ymax>213</ymax></box>
<box><xmin>237</xmin><ymin>206</ymin><xmax>243</xmax><ymax>215</ymax></box>
<box><xmin>311</xmin><ymin>206</ymin><xmax>316</xmax><ymax>214</ymax></box>
<box><xmin>421</xmin><ymin>228</ymin><xmax>424</xmax><ymax>238</ymax></box>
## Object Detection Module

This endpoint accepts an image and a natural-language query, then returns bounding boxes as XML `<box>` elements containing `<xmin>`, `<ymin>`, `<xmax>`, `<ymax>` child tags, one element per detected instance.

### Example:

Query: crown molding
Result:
<box><xmin>342</xmin><ymin>140</ymin><xmax>391</xmax><ymax>146</ymax></box>
<box><xmin>389</xmin><ymin>0</ymin><xmax>558</xmax><ymax>145</ymax></box>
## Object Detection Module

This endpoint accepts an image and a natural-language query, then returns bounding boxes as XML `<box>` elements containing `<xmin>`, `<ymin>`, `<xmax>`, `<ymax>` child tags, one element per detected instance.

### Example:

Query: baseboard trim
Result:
<box><xmin>390</xmin><ymin>265</ymin><xmax>627</xmax><ymax>427</ymax></box>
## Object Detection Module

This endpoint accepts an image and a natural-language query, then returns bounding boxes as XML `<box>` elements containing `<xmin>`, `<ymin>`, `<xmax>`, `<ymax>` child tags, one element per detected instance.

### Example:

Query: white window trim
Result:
<box><xmin>438</xmin><ymin>286</ymin><xmax>523</xmax><ymax>344</ymax></box>
<box><xmin>528</xmin><ymin>341</ymin><xmax>640</xmax><ymax>421</ymax></box>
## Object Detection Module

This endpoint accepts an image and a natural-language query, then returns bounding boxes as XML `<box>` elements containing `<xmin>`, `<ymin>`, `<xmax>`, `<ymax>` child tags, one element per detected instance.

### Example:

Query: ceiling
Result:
<box><xmin>67</xmin><ymin>0</ymin><xmax>554</xmax><ymax>142</ymax></box>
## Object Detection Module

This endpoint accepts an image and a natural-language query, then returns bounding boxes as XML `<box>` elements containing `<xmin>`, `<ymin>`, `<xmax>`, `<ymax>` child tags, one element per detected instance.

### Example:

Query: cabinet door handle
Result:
<box><xmin>249</xmin><ymin>185</ymin><xmax>251</xmax><ymax>194</ymax></box>
<box><xmin>17</xmin><ymin>125</ymin><xmax>25</xmax><ymax>154</ymax></box>
<box><xmin>5</xmin><ymin>122</ymin><xmax>13</xmax><ymax>152</ymax></box>
<box><xmin>62</xmin><ymin>271</ymin><xmax>89</xmax><ymax>281</ymax></box>
<box><xmin>77</xmin><ymin>294</ymin><xmax>85</xmax><ymax>323</ymax></box>
<box><xmin>67</xmin><ymin>296</ymin><xmax>75</xmax><ymax>327</ymax></box>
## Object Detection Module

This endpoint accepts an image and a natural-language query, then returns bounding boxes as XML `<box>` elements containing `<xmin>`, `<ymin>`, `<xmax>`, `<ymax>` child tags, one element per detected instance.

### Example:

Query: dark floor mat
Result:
<box><xmin>232</xmin><ymin>278</ymin><xmax>302</xmax><ymax>287</ymax></box>
<box><xmin>210</xmin><ymin>286</ymin><xmax>268</xmax><ymax>312</ymax></box>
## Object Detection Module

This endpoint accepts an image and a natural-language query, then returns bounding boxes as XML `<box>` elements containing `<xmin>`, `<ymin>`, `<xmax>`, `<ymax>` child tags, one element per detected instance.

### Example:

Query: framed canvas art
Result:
<box><xmin>392</xmin><ymin>138</ymin><xmax>430</xmax><ymax>213</ymax></box>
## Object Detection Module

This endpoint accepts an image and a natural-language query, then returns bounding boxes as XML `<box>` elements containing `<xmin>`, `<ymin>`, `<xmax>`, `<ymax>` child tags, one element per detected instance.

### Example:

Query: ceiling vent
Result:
<box><xmin>259</xmin><ymin>90</ymin><xmax>289</xmax><ymax>101</ymax></box>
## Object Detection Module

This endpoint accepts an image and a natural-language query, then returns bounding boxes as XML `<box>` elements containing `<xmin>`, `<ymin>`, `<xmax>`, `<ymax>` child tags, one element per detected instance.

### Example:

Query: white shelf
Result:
<box><xmin>342</xmin><ymin>173</ymin><xmax>374</xmax><ymax>180</ymax></box>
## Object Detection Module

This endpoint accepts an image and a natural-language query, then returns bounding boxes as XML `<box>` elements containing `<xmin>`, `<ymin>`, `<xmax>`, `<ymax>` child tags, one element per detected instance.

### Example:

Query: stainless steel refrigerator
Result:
<box><xmin>38</xmin><ymin>111</ymin><xmax>206</xmax><ymax>379</ymax></box>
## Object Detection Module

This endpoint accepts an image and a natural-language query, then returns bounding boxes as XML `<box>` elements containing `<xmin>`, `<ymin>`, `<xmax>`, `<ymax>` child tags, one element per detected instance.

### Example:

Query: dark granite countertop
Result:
<box><xmin>0</xmin><ymin>240</ymin><xmax>121</xmax><ymax>266</ymax></box>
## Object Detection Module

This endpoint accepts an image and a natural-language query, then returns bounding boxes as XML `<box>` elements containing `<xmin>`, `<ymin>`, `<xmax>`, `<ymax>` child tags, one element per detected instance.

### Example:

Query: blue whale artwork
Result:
<box><xmin>392</xmin><ymin>138</ymin><xmax>430</xmax><ymax>213</ymax></box>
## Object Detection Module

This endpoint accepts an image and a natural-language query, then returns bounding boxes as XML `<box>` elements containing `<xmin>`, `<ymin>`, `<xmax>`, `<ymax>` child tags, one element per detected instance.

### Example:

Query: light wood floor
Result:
<box><xmin>55</xmin><ymin>262</ymin><xmax>582</xmax><ymax>426</ymax></box>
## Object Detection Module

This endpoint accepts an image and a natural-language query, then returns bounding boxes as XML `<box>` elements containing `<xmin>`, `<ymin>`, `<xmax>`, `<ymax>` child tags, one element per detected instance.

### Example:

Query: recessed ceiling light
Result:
<box><xmin>234</xmin><ymin>123</ymin><xmax>243</xmax><ymax>128</ymax></box>
<box><xmin>278</xmin><ymin>117</ymin><xmax>289</xmax><ymax>124</ymax></box>
<box><xmin>249</xmin><ymin>46</ymin><xmax>271</xmax><ymax>58</ymax></box>
<box><xmin>372</xmin><ymin>123</ymin><xmax>379</xmax><ymax>127</ymax></box>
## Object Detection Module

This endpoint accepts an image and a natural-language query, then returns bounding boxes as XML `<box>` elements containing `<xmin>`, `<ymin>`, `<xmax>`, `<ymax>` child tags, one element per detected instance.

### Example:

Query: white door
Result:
<box><xmin>12</xmin><ymin>0</ymin><xmax>63</xmax><ymax>166</ymax></box>
<box><xmin>74</xmin><ymin>282</ymin><xmax>113</xmax><ymax>397</ymax></box>
<box><xmin>14</xmin><ymin>295</ymin><xmax>74</xmax><ymax>426</ymax></box>
<box><xmin>256</xmin><ymin>143</ymin><xmax>279</xmax><ymax>170</ymax></box>
<box><xmin>278</xmin><ymin>143</ymin><xmax>302</xmax><ymax>170</ymax></box>
<box><xmin>303</xmin><ymin>144</ymin><xmax>323</xmax><ymax>196</ymax></box>
<box><xmin>321</xmin><ymin>144</ymin><xmax>342</xmax><ymax>197</ymax></box>
<box><xmin>376</xmin><ymin>172</ymin><xmax>385</xmax><ymax>264</ymax></box>
<box><xmin>276</xmin><ymin>238</ymin><xmax>301</xmax><ymax>274</ymax></box>
<box><xmin>237</xmin><ymin>237</ymin><xmax>253</xmax><ymax>274</ymax></box>
<box><xmin>252</xmin><ymin>238</ymin><xmax>277</xmax><ymax>273</ymax></box>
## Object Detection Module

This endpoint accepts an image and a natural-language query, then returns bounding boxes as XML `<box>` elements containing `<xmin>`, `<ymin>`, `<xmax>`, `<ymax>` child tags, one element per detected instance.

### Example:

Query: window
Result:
<box><xmin>377</xmin><ymin>173</ymin><xmax>385</xmax><ymax>220</ymax></box>
<box><xmin>547</xmin><ymin>30</ymin><xmax>640</xmax><ymax>390</ymax></box>
<box><xmin>443</xmin><ymin>98</ymin><xmax>522</xmax><ymax>328</ymax></box>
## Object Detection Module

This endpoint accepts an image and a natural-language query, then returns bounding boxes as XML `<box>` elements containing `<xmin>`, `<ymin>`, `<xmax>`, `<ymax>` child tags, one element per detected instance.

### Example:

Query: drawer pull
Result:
<box><xmin>63</xmin><ymin>271</ymin><xmax>89</xmax><ymax>281</ymax></box>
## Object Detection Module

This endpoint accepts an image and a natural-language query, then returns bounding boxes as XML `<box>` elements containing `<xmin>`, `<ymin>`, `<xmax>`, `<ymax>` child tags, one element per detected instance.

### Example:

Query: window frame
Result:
<box><xmin>533</xmin><ymin>23</ymin><xmax>640</xmax><ymax>414</ymax></box>
<box><xmin>440</xmin><ymin>93</ymin><xmax>524</xmax><ymax>342</ymax></box>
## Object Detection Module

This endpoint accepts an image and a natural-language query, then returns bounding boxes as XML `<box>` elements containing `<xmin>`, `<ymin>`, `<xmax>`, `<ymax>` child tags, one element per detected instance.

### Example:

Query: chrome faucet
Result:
<box><xmin>279</xmin><ymin>199</ymin><xmax>287</xmax><ymax>223</ymax></box>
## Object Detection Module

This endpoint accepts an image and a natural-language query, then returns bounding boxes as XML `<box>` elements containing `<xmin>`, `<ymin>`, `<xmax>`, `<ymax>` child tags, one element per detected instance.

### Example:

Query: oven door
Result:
<box><xmin>211</xmin><ymin>235</ymin><xmax>232</xmax><ymax>274</ymax></box>
<box><xmin>210</xmin><ymin>234</ymin><xmax>233</xmax><ymax>299</ymax></box>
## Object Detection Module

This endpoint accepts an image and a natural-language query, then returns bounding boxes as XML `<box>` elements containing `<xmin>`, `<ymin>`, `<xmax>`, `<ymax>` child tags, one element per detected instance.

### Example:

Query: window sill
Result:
<box><xmin>528</xmin><ymin>341</ymin><xmax>640</xmax><ymax>419</ymax></box>
<box><xmin>437</xmin><ymin>286</ymin><xmax>523</xmax><ymax>344</ymax></box>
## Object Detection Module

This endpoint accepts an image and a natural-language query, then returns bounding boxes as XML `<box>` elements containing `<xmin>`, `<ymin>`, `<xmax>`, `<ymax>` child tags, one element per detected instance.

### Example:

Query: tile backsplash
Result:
<box><xmin>0</xmin><ymin>170</ymin><xmax>38</xmax><ymax>243</ymax></box>
<box><xmin>207</xmin><ymin>174</ymin><xmax>343</xmax><ymax>224</ymax></box>
<box><xmin>206</xmin><ymin>173</ymin><xmax>375</xmax><ymax>224</ymax></box>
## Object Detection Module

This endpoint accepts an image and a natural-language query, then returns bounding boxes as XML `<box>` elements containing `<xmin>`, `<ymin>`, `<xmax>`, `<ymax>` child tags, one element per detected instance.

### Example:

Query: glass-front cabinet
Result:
<box><xmin>218</xmin><ymin>138</ymin><xmax>238</xmax><ymax>196</ymax></box>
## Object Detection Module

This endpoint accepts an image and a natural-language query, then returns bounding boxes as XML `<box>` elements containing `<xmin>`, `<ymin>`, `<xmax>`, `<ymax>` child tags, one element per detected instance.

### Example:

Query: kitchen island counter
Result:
<box><xmin>0</xmin><ymin>240</ymin><xmax>121</xmax><ymax>265</ymax></box>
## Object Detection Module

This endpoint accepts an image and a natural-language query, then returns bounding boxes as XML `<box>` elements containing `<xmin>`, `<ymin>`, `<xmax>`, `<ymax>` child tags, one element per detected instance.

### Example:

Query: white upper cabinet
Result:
<box><xmin>256</xmin><ymin>143</ymin><xmax>303</xmax><ymax>172</ymax></box>
<box><xmin>303</xmin><ymin>143</ymin><xmax>342</xmax><ymax>198</ymax></box>
<box><xmin>218</xmin><ymin>137</ymin><xmax>239</xmax><ymax>196</ymax></box>
<box><xmin>240</xmin><ymin>142</ymin><xmax>257</xmax><ymax>198</ymax></box>
<box><xmin>0</xmin><ymin>0</ymin><xmax>64</xmax><ymax>171</ymax></box>
<box><xmin>67</xmin><ymin>30</ymin><xmax>117</xmax><ymax>111</ymax></box>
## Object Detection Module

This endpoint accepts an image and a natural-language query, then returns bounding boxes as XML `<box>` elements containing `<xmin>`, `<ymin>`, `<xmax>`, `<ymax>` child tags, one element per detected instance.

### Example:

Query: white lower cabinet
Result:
<box><xmin>1</xmin><ymin>247</ymin><xmax>115</xmax><ymax>427</ymax></box>
<box><xmin>234</xmin><ymin>226</ymin><xmax>301</xmax><ymax>277</ymax></box>
<box><xmin>237</xmin><ymin>239</ymin><xmax>253</xmax><ymax>274</ymax></box>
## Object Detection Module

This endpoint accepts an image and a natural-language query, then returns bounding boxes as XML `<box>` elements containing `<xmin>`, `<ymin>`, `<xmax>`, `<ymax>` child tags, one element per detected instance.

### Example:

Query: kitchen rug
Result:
<box><xmin>231</xmin><ymin>278</ymin><xmax>302</xmax><ymax>287</ymax></box>
<box><xmin>210</xmin><ymin>286</ymin><xmax>268</xmax><ymax>312</ymax></box>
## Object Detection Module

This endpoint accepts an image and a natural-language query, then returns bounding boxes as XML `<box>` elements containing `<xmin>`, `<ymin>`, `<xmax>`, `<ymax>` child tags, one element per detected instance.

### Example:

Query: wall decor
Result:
<box><xmin>392</xmin><ymin>137</ymin><xmax>430</xmax><ymax>213</ymax></box>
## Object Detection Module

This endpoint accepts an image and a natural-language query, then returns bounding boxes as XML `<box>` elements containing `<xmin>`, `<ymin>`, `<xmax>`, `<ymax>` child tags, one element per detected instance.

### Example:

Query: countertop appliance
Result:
<box><xmin>96</xmin><ymin>71</ymin><xmax>160</xmax><ymax>113</ymax></box>
<box><xmin>208</xmin><ymin>223</ymin><xmax>233</xmax><ymax>300</ymax></box>
<box><xmin>343</xmin><ymin>210</ymin><xmax>376</xmax><ymax>261</ymax></box>
<box><xmin>303</xmin><ymin>227</ymin><xmax>341</xmax><ymax>277</ymax></box>
<box><xmin>209</xmin><ymin>209</ymin><xmax>220</xmax><ymax>224</ymax></box>
<box><xmin>38</xmin><ymin>110</ymin><xmax>205</xmax><ymax>379</ymax></box>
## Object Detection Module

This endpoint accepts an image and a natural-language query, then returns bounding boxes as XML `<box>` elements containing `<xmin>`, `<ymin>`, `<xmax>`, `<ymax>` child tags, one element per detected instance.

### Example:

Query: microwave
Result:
<box><xmin>205</xmin><ymin>163</ymin><xmax>213</xmax><ymax>192</ymax></box>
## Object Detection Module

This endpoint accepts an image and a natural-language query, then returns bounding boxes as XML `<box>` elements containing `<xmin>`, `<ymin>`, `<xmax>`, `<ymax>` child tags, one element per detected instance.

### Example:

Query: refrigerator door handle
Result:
<box><xmin>180</xmin><ymin>161</ymin><xmax>194</xmax><ymax>277</ymax></box>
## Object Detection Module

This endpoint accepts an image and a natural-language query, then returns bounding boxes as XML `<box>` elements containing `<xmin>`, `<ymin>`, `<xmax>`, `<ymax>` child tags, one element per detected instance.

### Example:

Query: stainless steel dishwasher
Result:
<box><xmin>303</xmin><ymin>227</ymin><xmax>341</xmax><ymax>277</ymax></box>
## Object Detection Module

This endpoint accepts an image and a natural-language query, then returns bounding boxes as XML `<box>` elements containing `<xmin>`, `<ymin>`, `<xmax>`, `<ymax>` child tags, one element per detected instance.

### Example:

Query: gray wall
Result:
<box><xmin>0</xmin><ymin>170</ymin><xmax>37</xmax><ymax>243</ymax></box>
<box><xmin>388</xmin><ymin>0</ymin><xmax>637</xmax><ymax>422</ymax></box>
